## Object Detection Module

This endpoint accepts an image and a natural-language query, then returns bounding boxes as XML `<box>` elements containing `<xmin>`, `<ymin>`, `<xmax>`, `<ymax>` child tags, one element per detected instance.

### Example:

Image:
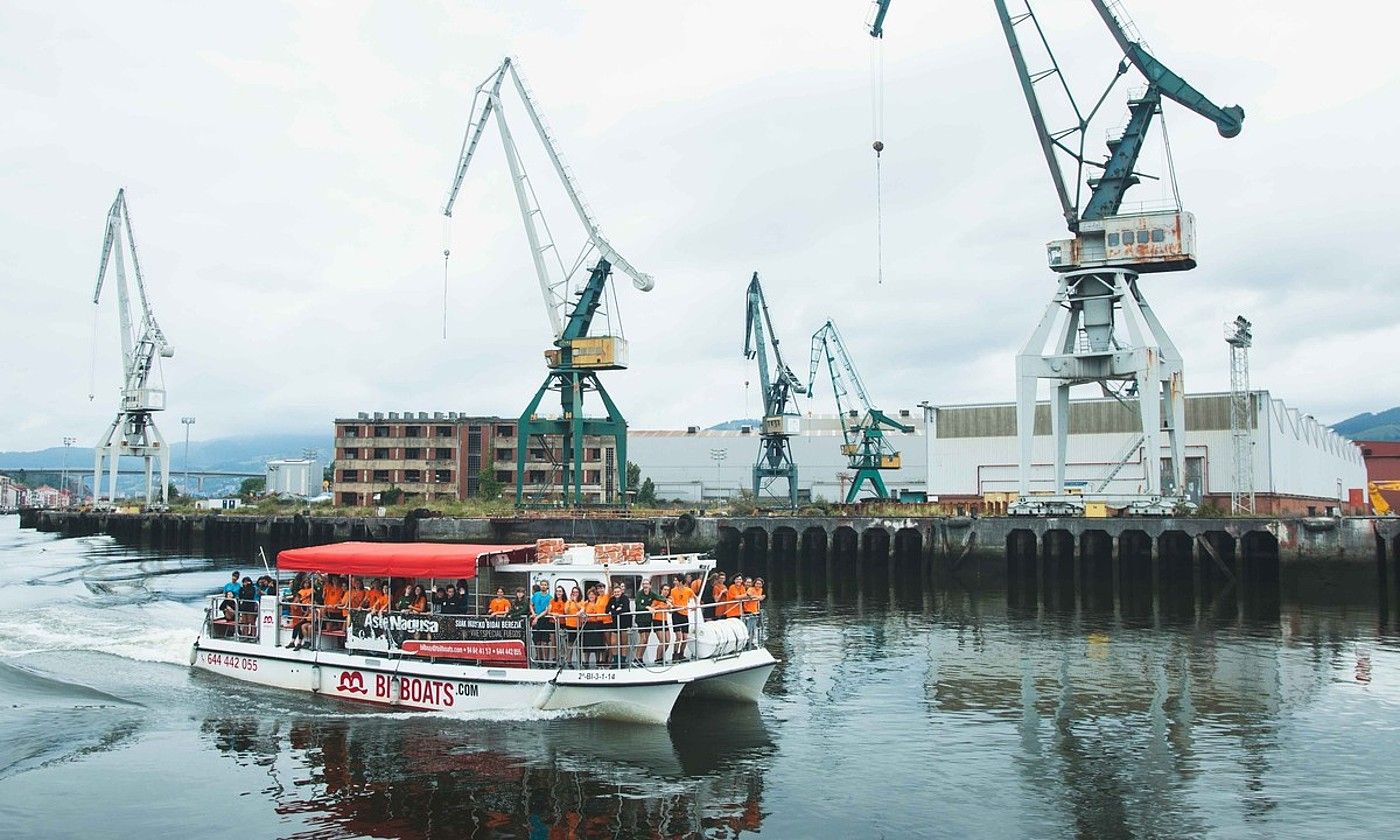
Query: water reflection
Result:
<box><xmin>201</xmin><ymin>702</ymin><xmax>774</xmax><ymax>839</ymax></box>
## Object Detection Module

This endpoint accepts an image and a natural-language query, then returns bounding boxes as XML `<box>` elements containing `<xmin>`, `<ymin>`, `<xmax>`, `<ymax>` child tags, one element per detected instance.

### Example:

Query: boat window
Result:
<box><xmin>1151</xmin><ymin>228</ymin><xmax>1166</xmax><ymax>242</ymax></box>
<box><xmin>1136</xmin><ymin>230</ymin><xmax>1150</xmax><ymax>244</ymax></box>
<box><xmin>1107</xmin><ymin>232</ymin><xmax>1120</xmax><ymax>247</ymax></box>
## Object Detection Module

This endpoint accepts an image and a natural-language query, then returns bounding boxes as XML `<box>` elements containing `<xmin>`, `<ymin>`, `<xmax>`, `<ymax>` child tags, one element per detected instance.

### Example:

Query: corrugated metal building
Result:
<box><xmin>628</xmin><ymin>391</ymin><xmax>1366</xmax><ymax>514</ymax></box>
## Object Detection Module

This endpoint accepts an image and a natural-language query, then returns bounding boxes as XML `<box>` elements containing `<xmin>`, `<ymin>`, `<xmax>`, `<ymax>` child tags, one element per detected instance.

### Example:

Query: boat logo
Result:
<box><xmin>336</xmin><ymin>671</ymin><xmax>368</xmax><ymax>694</ymax></box>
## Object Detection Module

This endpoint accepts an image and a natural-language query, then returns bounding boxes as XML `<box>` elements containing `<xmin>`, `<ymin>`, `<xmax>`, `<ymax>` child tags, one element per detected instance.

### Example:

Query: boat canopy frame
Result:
<box><xmin>275</xmin><ymin>542</ymin><xmax>534</xmax><ymax>579</ymax></box>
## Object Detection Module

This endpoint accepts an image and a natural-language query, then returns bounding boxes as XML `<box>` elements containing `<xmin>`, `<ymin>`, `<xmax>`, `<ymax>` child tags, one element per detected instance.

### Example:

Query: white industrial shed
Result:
<box><xmin>628</xmin><ymin>391</ymin><xmax>1365</xmax><ymax>514</ymax></box>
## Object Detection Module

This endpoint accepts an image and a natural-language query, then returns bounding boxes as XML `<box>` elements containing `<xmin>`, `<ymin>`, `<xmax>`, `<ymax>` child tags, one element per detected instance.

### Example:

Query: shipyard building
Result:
<box><xmin>628</xmin><ymin>391</ymin><xmax>1366</xmax><ymax>515</ymax></box>
<box><xmin>330</xmin><ymin>412</ymin><xmax>620</xmax><ymax>506</ymax></box>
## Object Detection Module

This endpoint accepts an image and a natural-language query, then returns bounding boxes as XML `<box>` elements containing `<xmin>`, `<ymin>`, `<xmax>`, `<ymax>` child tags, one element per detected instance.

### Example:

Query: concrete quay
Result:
<box><xmin>18</xmin><ymin>508</ymin><xmax>1400</xmax><ymax>577</ymax></box>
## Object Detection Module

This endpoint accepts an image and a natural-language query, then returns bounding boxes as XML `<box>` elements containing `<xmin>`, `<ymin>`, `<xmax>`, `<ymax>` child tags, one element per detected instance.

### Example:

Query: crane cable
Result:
<box><xmin>441</xmin><ymin>218</ymin><xmax>451</xmax><ymax>340</ymax></box>
<box><xmin>870</xmin><ymin>32</ymin><xmax>886</xmax><ymax>285</ymax></box>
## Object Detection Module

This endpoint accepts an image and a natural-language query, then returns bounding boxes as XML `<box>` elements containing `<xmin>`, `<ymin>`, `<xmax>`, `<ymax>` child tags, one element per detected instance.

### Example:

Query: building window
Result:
<box><xmin>1136</xmin><ymin>230</ymin><xmax>1150</xmax><ymax>244</ymax></box>
<box><xmin>585</xmin><ymin>447</ymin><xmax>602</xmax><ymax>461</ymax></box>
<box><xmin>405</xmin><ymin>447</ymin><xmax>421</xmax><ymax>459</ymax></box>
<box><xmin>339</xmin><ymin>492</ymin><xmax>359</xmax><ymax>506</ymax></box>
<box><xmin>341</xmin><ymin>469</ymin><xmax>359</xmax><ymax>482</ymax></box>
<box><xmin>435</xmin><ymin>448</ymin><xmax>453</xmax><ymax>460</ymax></box>
<box><xmin>495</xmin><ymin>448</ymin><xmax>513</xmax><ymax>461</ymax></box>
<box><xmin>342</xmin><ymin>425</ymin><xmax>360</xmax><ymax>438</ymax></box>
<box><xmin>373</xmin><ymin>425</ymin><xmax>390</xmax><ymax>438</ymax></box>
<box><xmin>342</xmin><ymin>448</ymin><xmax>358</xmax><ymax>460</ymax></box>
<box><xmin>526</xmin><ymin>470</ymin><xmax>546</xmax><ymax>483</ymax></box>
<box><xmin>496</xmin><ymin>425</ymin><xmax>513</xmax><ymax>437</ymax></box>
<box><xmin>405</xmin><ymin>469</ymin><xmax>422</xmax><ymax>483</ymax></box>
<box><xmin>405</xmin><ymin>425</ymin><xmax>421</xmax><ymax>438</ymax></box>
<box><xmin>435</xmin><ymin>425</ymin><xmax>454</xmax><ymax>438</ymax></box>
<box><xmin>496</xmin><ymin>470</ymin><xmax>513</xmax><ymax>483</ymax></box>
<box><xmin>529</xmin><ymin>448</ymin><xmax>548</xmax><ymax>461</ymax></box>
<box><xmin>434</xmin><ymin>469</ymin><xmax>453</xmax><ymax>483</ymax></box>
<box><xmin>373</xmin><ymin>447</ymin><xmax>389</xmax><ymax>459</ymax></box>
<box><xmin>372</xmin><ymin>470</ymin><xmax>390</xmax><ymax>482</ymax></box>
<box><xmin>1107</xmin><ymin>232</ymin><xmax>1120</xmax><ymax>247</ymax></box>
<box><xmin>584</xmin><ymin>470</ymin><xmax>601</xmax><ymax>484</ymax></box>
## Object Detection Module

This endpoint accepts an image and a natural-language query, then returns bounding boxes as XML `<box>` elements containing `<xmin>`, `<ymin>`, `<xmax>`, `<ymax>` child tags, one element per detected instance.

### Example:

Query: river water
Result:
<box><xmin>1</xmin><ymin>514</ymin><xmax>1398</xmax><ymax>839</ymax></box>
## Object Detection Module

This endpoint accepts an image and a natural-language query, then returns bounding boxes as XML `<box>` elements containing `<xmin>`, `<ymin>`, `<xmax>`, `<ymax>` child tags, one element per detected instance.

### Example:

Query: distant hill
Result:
<box><xmin>1333</xmin><ymin>407</ymin><xmax>1400</xmax><ymax>441</ymax></box>
<box><xmin>708</xmin><ymin>418</ymin><xmax>762</xmax><ymax>431</ymax></box>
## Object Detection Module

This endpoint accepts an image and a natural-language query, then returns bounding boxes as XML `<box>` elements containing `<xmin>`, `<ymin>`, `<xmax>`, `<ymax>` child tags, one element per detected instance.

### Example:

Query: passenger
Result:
<box><xmin>584</xmin><ymin>584</ymin><xmax>612</xmax><ymax>666</ymax></box>
<box><xmin>668</xmin><ymin>576</ymin><xmax>694</xmax><ymax>661</ymax></box>
<box><xmin>237</xmin><ymin>576</ymin><xmax>259</xmax><ymax>636</ymax></box>
<box><xmin>651</xmin><ymin>583</ymin><xmax>673</xmax><ymax>664</ymax></box>
<box><xmin>508</xmin><ymin>588</ymin><xmax>531</xmax><ymax>620</ymax></box>
<box><xmin>607</xmin><ymin>582</ymin><xmax>633</xmax><ymax>668</ymax></box>
<box><xmin>744</xmin><ymin>576</ymin><xmax>764</xmax><ymax>637</ymax></box>
<box><xmin>529</xmin><ymin>582</ymin><xmax>554</xmax><ymax>663</ymax></box>
<box><xmin>256</xmin><ymin>575</ymin><xmax>277</xmax><ymax>598</ymax></box>
<box><xmin>394</xmin><ymin>582</ymin><xmax>415</xmax><ymax>612</ymax></box>
<box><xmin>432</xmin><ymin>585</ymin><xmax>447</xmax><ymax>612</ymax></box>
<box><xmin>708</xmin><ymin>572</ymin><xmax>729</xmax><ymax>621</ymax></box>
<box><xmin>725</xmin><ymin>576</ymin><xmax>748</xmax><ymax>619</ymax></box>
<box><xmin>562</xmin><ymin>587</ymin><xmax>586</xmax><ymax>666</ymax></box>
<box><xmin>488</xmin><ymin>587</ymin><xmax>512</xmax><ymax>616</ymax></box>
<box><xmin>439</xmin><ymin>584</ymin><xmax>459</xmax><ymax>615</ymax></box>
<box><xmin>631</xmin><ymin>579</ymin><xmax>661</xmax><ymax>666</ymax></box>
<box><xmin>407</xmin><ymin>584</ymin><xmax>429</xmax><ymax>614</ymax></box>
<box><xmin>322</xmin><ymin>574</ymin><xmax>347</xmax><ymax>632</ymax></box>
<box><xmin>288</xmin><ymin>576</ymin><xmax>315</xmax><ymax>649</ymax></box>
<box><xmin>219</xmin><ymin>571</ymin><xmax>241</xmax><ymax>623</ymax></box>
<box><xmin>370</xmin><ymin>581</ymin><xmax>392</xmax><ymax>614</ymax></box>
<box><xmin>546</xmin><ymin>585</ymin><xmax>568</xmax><ymax>662</ymax></box>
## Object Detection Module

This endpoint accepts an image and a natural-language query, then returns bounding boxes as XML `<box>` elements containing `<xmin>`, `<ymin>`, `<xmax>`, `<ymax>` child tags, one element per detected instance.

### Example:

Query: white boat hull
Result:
<box><xmin>192</xmin><ymin>635</ymin><xmax>772</xmax><ymax>724</ymax></box>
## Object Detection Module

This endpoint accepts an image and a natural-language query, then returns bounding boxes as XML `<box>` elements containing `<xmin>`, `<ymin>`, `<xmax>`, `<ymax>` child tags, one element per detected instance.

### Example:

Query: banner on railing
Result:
<box><xmin>347</xmin><ymin>611</ymin><xmax>527</xmax><ymax>664</ymax></box>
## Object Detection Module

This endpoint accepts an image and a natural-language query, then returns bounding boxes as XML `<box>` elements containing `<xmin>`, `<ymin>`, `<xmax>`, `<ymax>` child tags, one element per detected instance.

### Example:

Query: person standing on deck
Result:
<box><xmin>606</xmin><ymin>582</ymin><xmax>633</xmax><ymax>667</ymax></box>
<box><xmin>651</xmin><ymin>583</ymin><xmax>673</xmax><ymax>664</ymax></box>
<box><xmin>725</xmin><ymin>577</ymin><xmax>748</xmax><ymax>619</ymax></box>
<box><xmin>488</xmin><ymin>587</ymin><xmax>511</xmax><ymax>616</ymax></box>
<box><xmin>668</xmin><ymin>576</ymin><xmax>695</xmax><ymax>661</ymax></box>
<box><xmin>219</xmin><ymin>571</ymin><xmax>241</xmax><ymax>623</ymax></box>
<box><xmin>708</xmin><ymin>572</ymin><xmax>728</xmax><ymax>621</ymax></box>
<box><xmin>631</xmin><ymin>579</ymin><xmax>660</xmax><ymax>665</ymax></box>
<box><xmin>562</xmin><ymin>587</ymin><xmax>586</xmax><ymax>667</ymax></box>
<box><xmin>743</xmin><ymin>577</ymin><xmax>764</xmax><ymax>637</ymax></box>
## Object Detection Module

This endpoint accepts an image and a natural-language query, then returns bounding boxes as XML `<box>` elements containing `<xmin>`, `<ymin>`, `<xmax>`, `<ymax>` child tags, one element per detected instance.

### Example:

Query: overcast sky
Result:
<box><xmin>2</xmin><ymin>1</ymin><xmax>1396</xmax><ymax>452</ymax></box>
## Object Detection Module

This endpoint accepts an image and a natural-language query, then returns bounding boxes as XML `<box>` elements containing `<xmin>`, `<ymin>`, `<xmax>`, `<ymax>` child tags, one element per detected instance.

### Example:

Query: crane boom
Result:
<box><xmin>867</xmin><ymin>0</ymin><xmax>892</xmax><ymax>38</ymax></box>
<box><xmin>443</xmin><ymin>57</ymin><xmax>654</xmax><ymax>342</ymax></box>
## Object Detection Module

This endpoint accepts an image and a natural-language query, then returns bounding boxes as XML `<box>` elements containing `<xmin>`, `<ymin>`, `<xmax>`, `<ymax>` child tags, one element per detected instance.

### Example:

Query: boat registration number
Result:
<box><xmin>204</xmin><ymin>652</ymin><xmax>258</xmax><ymax>671</ymax></box>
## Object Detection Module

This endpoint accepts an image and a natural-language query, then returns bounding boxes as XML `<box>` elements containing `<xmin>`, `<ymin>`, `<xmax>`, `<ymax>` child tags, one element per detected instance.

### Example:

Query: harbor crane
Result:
<box><xmin>443</xmin><ymin>57</ymin><xmax>654</xmax><ymax>507</ymax></box>
<box><xmin>807</xmin><ymin>320</ymin><xmax>913</xmax><ymax>503</ymax></box>
<box><xmin>90</xmin><ymin>189</ymin><xmax>174</xmax><ymax>509</ymax></box>
<box><xmin>993</xmin><ymin>0</ymin><xmax>1245</xmax><ymax>515</ymax></box>
<box><xmin>744</xmin><ymin>273</ymin><xmax>805</xmax><ymax>509</ymax></box>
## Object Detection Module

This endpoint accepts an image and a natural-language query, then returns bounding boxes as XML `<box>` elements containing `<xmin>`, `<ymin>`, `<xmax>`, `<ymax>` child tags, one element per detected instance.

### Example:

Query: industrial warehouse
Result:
<box><xmin>629</xmin><ymin>390</ymin><xmax>1365</xmax><ymax>515</ymax></box>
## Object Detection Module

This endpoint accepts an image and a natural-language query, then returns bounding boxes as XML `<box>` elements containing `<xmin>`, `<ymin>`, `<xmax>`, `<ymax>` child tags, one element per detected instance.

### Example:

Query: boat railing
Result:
<box><xmin>202</xmin><ymin>593</ymin><xmax>262</xmax><ymax>643</ymax></box>
<box><xmin>523</xmin><ymin>598</ymin><xmax>766</xmax><ymax>670</ymax></box>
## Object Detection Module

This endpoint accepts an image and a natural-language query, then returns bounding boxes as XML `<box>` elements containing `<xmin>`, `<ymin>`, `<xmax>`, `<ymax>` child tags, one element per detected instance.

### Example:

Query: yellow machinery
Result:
<box><xmin>1369</xmin><ymin>481</ymin><xmax>1400</xmax><ymax>516</ymax></box>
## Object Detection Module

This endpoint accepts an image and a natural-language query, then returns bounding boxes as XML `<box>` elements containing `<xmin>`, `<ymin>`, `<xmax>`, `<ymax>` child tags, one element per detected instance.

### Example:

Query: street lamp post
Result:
<box><xmin>61</xmin><ymin>437</ymin><xmax>76</xmax><ymax>507</ymax></box>
<box><xmin>917</xmin><ymin>401</ymin><xmax>934</xmax><ymax>502</ymax></box>
<box><xmin>709</xmin><ymin>448</ymin><xmax>727</xmax><ymax>497</ymax></box>
<box><xmin>180</xmin><ymin>416</ymin><xmax>196</xmax><ymax>498</ymax></box>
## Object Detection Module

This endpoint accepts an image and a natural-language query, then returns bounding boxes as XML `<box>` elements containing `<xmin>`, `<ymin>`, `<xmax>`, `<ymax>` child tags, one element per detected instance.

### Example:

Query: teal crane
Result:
<box><xmin>744</xmin><ymin>273</ymin><xmax>805</xmax><ymax>509</ymax></box>
<box><xmin>443</xmin><ymin>58</ymin><xmax>654</xmax><ymax>507</ymax></box>
<box><xmin>807</xmin><ymin>320</ymin><xmax>913</xmax><ymax>503</ymax></box>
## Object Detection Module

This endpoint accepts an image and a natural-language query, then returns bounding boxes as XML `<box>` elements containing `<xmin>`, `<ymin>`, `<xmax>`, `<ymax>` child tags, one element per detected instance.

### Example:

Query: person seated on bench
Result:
<box><xmin>237</xmin><ymin>576</ymin><xmax>259</xmax><ymax>636</ymax></box>
<box><xmin>321</xmin><ymin>575</ymin><xmax>346</xmax><ymax>633</ymax></box>
<box><xmin>219</xmin><ymin>571</ymin><xmax>241</xmax><ymax>624</ymax></box>
<box><xmin>288</xmin><ymin>578</ymin><xmax>315</xmax><ymax>649</ymax></box>
<box><xmin>488</xmin><ymin>587</ymin><xmax>512</xmax><ymax>616</ymax></box>
<box><xmin>369</xmin><ymin>580</ymin><xmax>392</xmax><ymax>614</ymax></box>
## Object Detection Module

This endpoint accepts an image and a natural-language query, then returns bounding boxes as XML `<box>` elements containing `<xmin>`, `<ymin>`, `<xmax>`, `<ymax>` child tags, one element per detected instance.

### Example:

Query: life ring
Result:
<box><xmin>675</xmin><ymin>512</ymin><xmax>697</xmax><ymax>536</ymax></box>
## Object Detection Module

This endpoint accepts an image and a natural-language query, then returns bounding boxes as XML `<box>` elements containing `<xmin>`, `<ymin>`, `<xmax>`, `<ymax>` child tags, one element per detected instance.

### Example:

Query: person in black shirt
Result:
<box><xmin>441</xmin><ymin>584</ymin><xmax>459</xmax><ymax>615</ymax></box>
<box><xmin>607</xmin><ymin>581</ymin><xmax>634</xmax><ymax>667</ymax></box>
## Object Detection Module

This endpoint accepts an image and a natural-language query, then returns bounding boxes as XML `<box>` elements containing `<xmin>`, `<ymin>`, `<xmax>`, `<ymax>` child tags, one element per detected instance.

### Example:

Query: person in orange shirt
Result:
<box><xmin>743</xmin><ymin>576</ymin><xmax>764</xmax><ymax>637</ymax></box>
<box><xmin>725</xmin><ymin>578</ymin><xmax>748</xmax><ymax>619</ymax></box>
<box><xmin>707</xmin><ymin>572</ymin><xmax>728</xmax><ymax>621</ymax></box>
<box><xmin>322</xmin><ymin>575</ymin><xmax>346</xmax><ymax>632</ymax></box>
<box><xmin>562</xmin><ymin>587</ymin><xmax>586</xmax><ymax>666</ymax></box>
<box><xmin>584</xmin><ymin>584</ymin><xmax>612</xmax><ymax>666</ymax></box>
<box><xmin>651</xmin><ymin>583</ymin><xmax>673</xmax><ymax>664</ymax></box>
<box><xmin>668</xmin><ymin>576</ymin><xmax>695</xmax><ymax>660</ymax></box>
<box><xmin>345</xmin><ymin>578</ymin><xmax>371</xmax><ymax>613</ymax></box>
<box><xmin>488</xmin><ymin>587</ymin><xmax>512</xmax><ymax>616</ymax></box>
<box><xmin>288</xmin><ymin>577</ymin><xmax>315</xmax><ymax>650</ymax></box>
<box><xmin>369</xmin><ymin>581</ymin><xmax>392</xmax><ymax>614</ymax></box>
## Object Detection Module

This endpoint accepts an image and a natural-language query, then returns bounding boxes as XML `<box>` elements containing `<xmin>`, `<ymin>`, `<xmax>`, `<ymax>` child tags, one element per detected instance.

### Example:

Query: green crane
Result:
<box><xmin>443</xmin><ymin>58</ymin><xmax>653</xmax><ymax>506</ymax></box>
<box><xmin>807</xmin><ymin>320</ymin><xmax>913</xmax><ymax>503</ymax></box>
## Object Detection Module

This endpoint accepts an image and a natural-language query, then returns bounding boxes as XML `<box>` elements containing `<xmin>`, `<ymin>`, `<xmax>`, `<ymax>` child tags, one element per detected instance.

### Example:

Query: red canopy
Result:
<box><xmin>276</xmin><ymin>542</ymin><xmax>533</xmax><ymax>579</ymax></box>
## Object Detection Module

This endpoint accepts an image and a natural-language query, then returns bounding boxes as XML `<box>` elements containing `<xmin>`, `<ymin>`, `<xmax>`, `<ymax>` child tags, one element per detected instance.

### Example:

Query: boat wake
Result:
<box><xmin>0</xmin><ymin>599</ymin><xmax>200</xmax><ymax>665</ymax></box>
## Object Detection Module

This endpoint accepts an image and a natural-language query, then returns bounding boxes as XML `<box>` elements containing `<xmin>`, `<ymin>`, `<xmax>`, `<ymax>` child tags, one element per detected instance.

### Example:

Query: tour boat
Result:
<box><xmin>190</xmin><ymin>541</ymin><xmax>776</xmax><ymax>724</ymax></box>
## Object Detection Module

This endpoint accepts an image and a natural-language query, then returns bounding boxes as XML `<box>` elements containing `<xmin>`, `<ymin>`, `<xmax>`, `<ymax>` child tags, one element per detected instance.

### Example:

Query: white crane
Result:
<box><xmin>442</xmin><ymin>57</ymin><xmax>654</xmax><ymax>506</ymax></box>
<box><xmin>91</xmin><ymin>189</ymin><xmax>174</xmax><ymax>509</ymax></box>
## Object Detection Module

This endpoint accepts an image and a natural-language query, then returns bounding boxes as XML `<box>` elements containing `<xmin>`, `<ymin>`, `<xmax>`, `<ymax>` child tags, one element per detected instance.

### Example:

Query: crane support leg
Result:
<box><xmin>515</xmin><ymin>369</ymin><xmax>627</xmax><ymax>507</ymax></box>
<box><xmin>1012</xmin><ymin>268</ymin><xmax>1188</xmax><ymax>516</ymax></box>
